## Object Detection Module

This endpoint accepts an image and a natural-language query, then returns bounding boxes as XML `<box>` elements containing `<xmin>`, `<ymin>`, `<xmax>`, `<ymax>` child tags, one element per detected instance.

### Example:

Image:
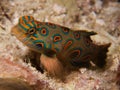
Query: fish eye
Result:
<box><xmin>27</xmin><ymin>28</ymin><xmax>36</xmax><ymax>34</ymax></box>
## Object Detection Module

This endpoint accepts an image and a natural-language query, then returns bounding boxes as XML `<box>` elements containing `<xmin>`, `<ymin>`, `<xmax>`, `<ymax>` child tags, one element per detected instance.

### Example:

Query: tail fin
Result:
<box><xmin>92</xmin><ymin>43</ymin><xmax>111</xmax><ymax>68</ymax></box>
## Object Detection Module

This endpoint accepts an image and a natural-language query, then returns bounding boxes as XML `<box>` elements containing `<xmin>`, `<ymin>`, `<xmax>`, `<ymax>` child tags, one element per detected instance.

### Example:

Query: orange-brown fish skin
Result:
<box><xmin>11</xmin><ymin>16</ymin><xmax>111</xmax><ymax>78</ymax></box>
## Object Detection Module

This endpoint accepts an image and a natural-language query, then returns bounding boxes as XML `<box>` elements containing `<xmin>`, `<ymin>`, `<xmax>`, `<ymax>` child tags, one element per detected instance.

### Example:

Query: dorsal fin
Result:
<box><xmin>79</xmin><ymin>30</ymin><xmax>97</xmax><ymax>37</ymax></box>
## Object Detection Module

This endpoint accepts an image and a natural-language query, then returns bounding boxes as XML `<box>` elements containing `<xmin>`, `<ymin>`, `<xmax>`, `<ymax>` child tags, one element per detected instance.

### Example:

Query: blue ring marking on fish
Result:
<box><xmin>52</xmin><ymin>34</ymin><xmax>62</xmax><ymax>44</ymax></box>
<box><xmin>38</xmin><ymin>27</ymin><xmax>49</xmax><ymax>36</ymax></box>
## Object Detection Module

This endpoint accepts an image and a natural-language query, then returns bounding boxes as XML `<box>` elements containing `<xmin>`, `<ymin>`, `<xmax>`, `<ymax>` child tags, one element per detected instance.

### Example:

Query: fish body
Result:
<box><xmin>11</xmin><ymin>16</ymin><xmax>110</xmax><ymax>77</ymax></box>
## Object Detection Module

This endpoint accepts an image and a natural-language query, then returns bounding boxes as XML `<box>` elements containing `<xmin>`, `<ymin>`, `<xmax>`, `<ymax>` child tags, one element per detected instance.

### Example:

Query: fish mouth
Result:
<box><xmin>11</xmin><ymin>25</ymin><xmax>18</xmax><ymax>36</ymax></box>
<box><xmin>11</xmin><ymin>25</ymin><xmax>28</xmax><ymax>42</ymax></box>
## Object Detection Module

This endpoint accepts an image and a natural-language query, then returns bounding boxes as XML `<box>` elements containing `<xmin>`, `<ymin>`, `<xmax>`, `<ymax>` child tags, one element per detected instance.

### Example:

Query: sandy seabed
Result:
<box><xmin>0</xmin><ymin>0</ymin><xmax>120</xmax><ymax>90</ymax></box>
